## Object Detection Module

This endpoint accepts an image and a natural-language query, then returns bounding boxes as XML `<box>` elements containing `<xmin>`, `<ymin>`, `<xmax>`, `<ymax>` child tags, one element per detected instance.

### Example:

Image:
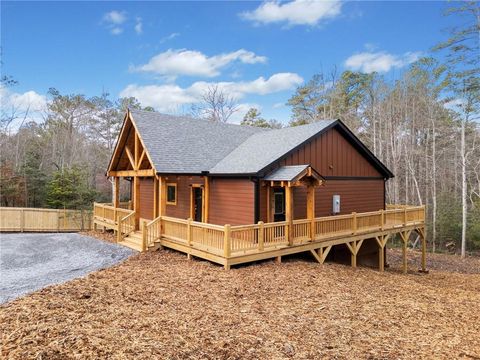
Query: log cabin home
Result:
<box><xmin>94</xmin><ymin>109</ymin><xmax>427</xmax><ymax>271</ymax></box>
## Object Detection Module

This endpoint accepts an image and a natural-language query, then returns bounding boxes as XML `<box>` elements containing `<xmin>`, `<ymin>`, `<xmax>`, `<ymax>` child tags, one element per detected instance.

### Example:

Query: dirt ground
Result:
<box><xmin>1</xmin><ymin>237</ymin><xmax>479</xmax><ymax>360</ymax></box>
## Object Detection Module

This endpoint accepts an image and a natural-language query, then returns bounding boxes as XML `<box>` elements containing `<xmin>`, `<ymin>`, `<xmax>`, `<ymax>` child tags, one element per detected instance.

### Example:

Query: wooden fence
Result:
<box><xmin>0</xmin><ymin>207</ymin><xmax>93</xmax><ymax>232</ymax></box>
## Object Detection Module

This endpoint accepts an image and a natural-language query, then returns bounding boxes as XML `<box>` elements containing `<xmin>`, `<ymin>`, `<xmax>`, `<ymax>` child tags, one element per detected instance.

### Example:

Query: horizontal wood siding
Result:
<box><xmin>165</xmin><ymin>176</ymin><xmax>204</xmax><ymax>219</ymax></box>
<box><xmin>138</xmin><ymin>177</ymin><xmax>154</xmax><ymax>220</ymax></box>
<box><xmin>290</xmin><ymin>179</ymin><xmax>384</xmax><ymax>218</ymax></box>
<box><xmin>209</xmin><ymin>178</ymin><xmax>255</xmax><ymax>225</ymax></box>
<box><xmin>280</xmin><ymin>127</ymin><xmax>382</xmax><ymax>177</ymax></box>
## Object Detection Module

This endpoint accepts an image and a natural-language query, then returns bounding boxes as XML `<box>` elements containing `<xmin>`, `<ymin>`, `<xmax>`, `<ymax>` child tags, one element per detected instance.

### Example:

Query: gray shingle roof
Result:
<box><xmin>264</xmin><ymin>165</ymin><xmax>310</xmax><ymax>181</ymax></box>
<box><xmin>209</xmin><ymin>120</ymin><xmax>335</xmax><ymax>174</ymax></box>
<box><xmin>130</xmin><ymin>109</ymin><xmax>336</xmax><ymax>175</ymax></box>
<box><xmin>131</xmin><ymin>109</ymin><xmax>265</xmax><ymax>174</ymax></box>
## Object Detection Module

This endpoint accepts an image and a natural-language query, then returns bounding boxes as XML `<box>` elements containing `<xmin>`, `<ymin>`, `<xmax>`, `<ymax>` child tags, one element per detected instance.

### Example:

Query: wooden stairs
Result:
<box><xmin>118</xmin><ymin>230</ymin><xmax>161</xmax><ymax>252</ymax></box>
<box><xmin>118</xmin><ymin>231</ymin><xmax>144</xmax><ymax>251</ymax></box>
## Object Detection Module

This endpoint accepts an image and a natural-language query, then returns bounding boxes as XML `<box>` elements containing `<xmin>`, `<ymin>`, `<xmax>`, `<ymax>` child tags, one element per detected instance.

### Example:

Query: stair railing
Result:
<box><xmin>117</xmin><ymin>211</ymin><xmax>136</xmax><ymax>243</ymax></box>
<box><xmin>144</xmin><ymin>216</ymin><xmax>162</xmax><ymax>250</ymax></box>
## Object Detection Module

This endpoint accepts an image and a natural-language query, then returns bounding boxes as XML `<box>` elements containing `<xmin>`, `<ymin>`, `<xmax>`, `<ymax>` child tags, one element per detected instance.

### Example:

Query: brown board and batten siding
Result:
<box><xmin>279</xmin><ymin>127</ymin><xmax>382</xmax><ymax>177</ymax></box>
<box><xmin>209</xmin><ymin>178</ymin><xmax>255</xmax><ymax>226</ymax></box>
<box><xmin>291</xmin><ymin>179</ymin><xmax>384</xmax><ymax>219</ymax></box>
<box><xmin>259</xmin><ymin>126</ymin><xmax>386</xmax><ymax>221</ymax></box>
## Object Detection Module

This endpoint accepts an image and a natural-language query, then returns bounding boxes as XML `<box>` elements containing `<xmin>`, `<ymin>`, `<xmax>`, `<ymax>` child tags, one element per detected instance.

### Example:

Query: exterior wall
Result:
<box><xmin>258</xmin><ymin>179</ymin><xmax>384</xmax><ymax>222</ymax></box>
<box><xmin>291</xmin><ymin>179</ymin><xmax>385</xmax><ymax>219</ymax></box>
<box><xmin>209</xmin><ymin>178</ymin><xmax>255</xmax><ymax>226</ymax></box>
<box><xmin>278</xmin><ymin>127</ymin><xmax>382</xmax><ymax>177</ymax></box>
<box><xmin>138</xmin><ymin>177</ymin><xmax>154</xmax><ymax>220</ymax></box>
<box><xmin>165</xmin><ymin>176</ymin><xmax>204</xmax><ymax>219</ymax></box>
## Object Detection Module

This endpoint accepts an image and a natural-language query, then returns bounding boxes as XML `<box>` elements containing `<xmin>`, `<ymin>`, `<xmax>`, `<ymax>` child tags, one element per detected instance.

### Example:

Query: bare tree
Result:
<box><xmin>191</xmin><ymin>85</ymin><xmax>239</xmax><ymax>123</ymax></box>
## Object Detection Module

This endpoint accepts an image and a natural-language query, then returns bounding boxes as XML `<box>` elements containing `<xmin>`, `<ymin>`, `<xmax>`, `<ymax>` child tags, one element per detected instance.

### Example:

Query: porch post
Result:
<box><xmin>113</xmin><ymin>177</ymin><xmax>120</xmax><ymax>208</ymax></box>
<box><xmin>133</xmin><ymin>176</ymin><xmax>140</xmax><ymax>229</ymax></box>
<box><xmin>113</xmin><ymin>177</ymin><xmax>120</xmax><ymax>228</ymax></box>
<box><xmin>307</xmin><ymin>184</ymin><xmax>315</xmax><ymax>241</ymax></box>
<box><xmin>153</xmin><ymin>176</ymin><xmax>159</xmax><ymax>218</ymax></box>
<box><xmin>133</xmin><ymin>132</ymin><xmax>141</xmax><ymax>228</ymax></box>
<box><xmin>204</xmin><ymin>176</ymin><xmax>210</xmax><ymax>223</ymax></box>
<box><xmin>285</xmin><ymin>184</ymin><xmax>293</xmax><ymax>245</ymax></box>
<box><xmin>159</xmin><ymin>176</ymin><xmax>167</xmax><ymax>216</ymax></box>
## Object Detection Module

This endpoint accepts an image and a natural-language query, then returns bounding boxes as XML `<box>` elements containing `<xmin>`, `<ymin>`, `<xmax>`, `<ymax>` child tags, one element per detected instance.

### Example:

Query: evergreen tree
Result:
<box><xmin>46</xmin><ymin>167</ymin><xmax>97</xmax><ymax>209</ymax></box>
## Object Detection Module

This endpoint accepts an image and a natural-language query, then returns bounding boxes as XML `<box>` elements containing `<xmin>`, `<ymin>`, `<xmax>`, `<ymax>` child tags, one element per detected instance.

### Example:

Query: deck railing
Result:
<box><xmin>93</xmin><ymin>202</ymin><xmax>133</xmax><ymax>228</ymax></box>
<box><xmin>94</xmin><ymin>203</ymin><xmax>425</xmax><ymax>258</ymax></box>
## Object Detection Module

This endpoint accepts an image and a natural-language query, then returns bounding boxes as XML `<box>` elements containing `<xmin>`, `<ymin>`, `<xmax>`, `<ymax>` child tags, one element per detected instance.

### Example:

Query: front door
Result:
<box><xmin>273</xmin><ymin>188</ymin><xmax>285</xmax><ymax>222</ymax></box>
<box><xmin>193</xmin><ymin>187</ymin><xmax>203</xmax><ymax>222</ymax></box>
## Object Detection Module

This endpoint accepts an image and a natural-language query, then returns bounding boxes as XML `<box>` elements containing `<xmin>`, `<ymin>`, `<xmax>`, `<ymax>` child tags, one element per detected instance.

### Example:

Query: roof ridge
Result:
<box><xmin>129</xmin><ymin>109</ymin><xmax>269</xmax><ymax>132</ymax></box>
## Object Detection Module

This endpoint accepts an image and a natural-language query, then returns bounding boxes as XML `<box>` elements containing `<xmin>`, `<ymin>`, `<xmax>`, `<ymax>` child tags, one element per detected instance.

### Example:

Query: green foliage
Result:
<box><xmin>240</xmin><ymin>108</ymin><xmax>282</xmax><ymax>129</ymax></box>
<box><xmin>46</xmin><ymin>167</ymin><xmax>97</xmax><ymax>210</ymax></box>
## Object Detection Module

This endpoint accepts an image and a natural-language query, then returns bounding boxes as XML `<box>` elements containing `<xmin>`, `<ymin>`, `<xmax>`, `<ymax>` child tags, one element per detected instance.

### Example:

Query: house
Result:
<box><xmin>94</xmin><ymin>109</ymin><xmax>426</xmax><ymax>271</ymax></box>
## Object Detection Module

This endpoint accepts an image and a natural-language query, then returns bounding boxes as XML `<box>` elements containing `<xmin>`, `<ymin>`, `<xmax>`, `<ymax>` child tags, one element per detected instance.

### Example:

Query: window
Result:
<box><xmin>166</xmin><ymin>183</ymin><xmax>177</xmax><ymax>205</ymax></box>
<box><xmin>274</xmin><ymin>192</ymin><xmax>285</xmax><ymax>214</ymax></box>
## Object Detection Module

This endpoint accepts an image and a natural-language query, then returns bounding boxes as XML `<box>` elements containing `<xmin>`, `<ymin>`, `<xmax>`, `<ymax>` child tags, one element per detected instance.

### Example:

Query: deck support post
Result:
<box><xmin>317</xmin><ymin>245</ymin><xmax>332</xmax><ymax>264</ymax></box>
<box><xmin>399</xmin><ymin>230</ymin><xmax>411</xmax><ymax>274</ymax></box>
<box><xmin>375</xmin><ymin>235</ymin><xmax>388</xmax><ymax>272</ymax></box>
<box><xmin>275</xmin><ymin>256</ymin><xmax>282</xmax><ymax>264</ymax></box>
<box><xmin>346</xmin><ymin>239</ymin><xmax>364</xmax><ymax>268</ymax></box>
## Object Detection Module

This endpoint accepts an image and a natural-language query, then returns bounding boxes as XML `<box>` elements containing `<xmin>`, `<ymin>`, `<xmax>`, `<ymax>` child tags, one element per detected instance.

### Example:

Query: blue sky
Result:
<box><xmin>1</xmin><ymin>1</ymin><xmax>458</xmax><ymax>124</ymax></box>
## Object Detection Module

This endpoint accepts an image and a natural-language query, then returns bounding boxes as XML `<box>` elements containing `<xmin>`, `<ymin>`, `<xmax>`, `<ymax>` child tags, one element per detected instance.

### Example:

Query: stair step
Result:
<box><xmin>119</xmin><ymin>238</ymin><xmax>143</xmax><ymax>252</ymax></box>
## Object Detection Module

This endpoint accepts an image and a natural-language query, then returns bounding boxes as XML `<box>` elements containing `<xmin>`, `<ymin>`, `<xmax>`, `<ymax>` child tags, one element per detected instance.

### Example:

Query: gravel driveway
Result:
<box><xmin>0</xmin><ymin>233</ymin><xmax>135</xmax><ymax>304</ymax></box>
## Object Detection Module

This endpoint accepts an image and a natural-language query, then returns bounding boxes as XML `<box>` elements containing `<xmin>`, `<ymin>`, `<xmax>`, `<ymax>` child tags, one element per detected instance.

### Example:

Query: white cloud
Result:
<box><xmin>132</xmin><ymin>48</ymin><xmax>267</xmax><ymax>78</ymax></box>
<box><xmin>110</xmin><ymin>27</ymin><xmax>123</xmax><ymax>35</ymax></box>
<box><xmin>344</xmin><ymin>51</ymin><xmax>421</xmax><ymax>73</ymax></box>
<box><xmin>241</xmin><ymin>0</ymin><xmax>342</xmax><ymax>27</ymax></box>
<box><xmin>102</xmin><ymin>10</ymin><xmax>127</xmax><ymax>35</ymax></box>
<box><xmin>135</xmin><ymin>17</ymin><xmax>143</xmax><ymax>34</ymax></box>
<box><xmin>103</xmin><ymin>10</ymin><xmax>127</xmax><ymax>25</ymax></box>
<box><xmin>119</xmin><ymin>73</ymin><xmax>303</xmax><ymax>113</ymax></box>
<box><xmin>160</xmin><ymin>32</ymin><xmax>180</xmax><ymax>44</ymax></box>
<box><xmin>0</xmin><ymin>87</ymin><xmax>47</xmax><ymax>129</ymax></box>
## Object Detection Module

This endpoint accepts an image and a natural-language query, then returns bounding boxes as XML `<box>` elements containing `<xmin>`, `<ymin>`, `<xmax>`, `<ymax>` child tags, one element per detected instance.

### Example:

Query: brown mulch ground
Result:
<box><xmin>1</xmin><ymin>240</ymin><xmax>479</xmax><ymax>360</ymax></box>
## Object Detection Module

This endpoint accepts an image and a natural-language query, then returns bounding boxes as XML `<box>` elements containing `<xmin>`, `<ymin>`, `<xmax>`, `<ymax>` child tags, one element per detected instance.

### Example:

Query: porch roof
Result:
<box><xmin>263</xmin><ymin>165</ymin><xmax>325</xmax><ymax>184</ymax></box>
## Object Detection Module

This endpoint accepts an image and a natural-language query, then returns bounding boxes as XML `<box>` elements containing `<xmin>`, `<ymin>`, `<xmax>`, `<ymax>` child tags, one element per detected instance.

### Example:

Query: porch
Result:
<box><xmin>93</xmin><ymin>203</ymin><xmax>426</xmax><ymax>272</ymax></box>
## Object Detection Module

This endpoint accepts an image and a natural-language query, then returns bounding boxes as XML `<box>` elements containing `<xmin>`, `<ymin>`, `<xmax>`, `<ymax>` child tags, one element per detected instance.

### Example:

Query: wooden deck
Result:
<box><xmin>93</xmin><ymin>203</ymin><xmax>426</xmax><ymax>272</ymax></box>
